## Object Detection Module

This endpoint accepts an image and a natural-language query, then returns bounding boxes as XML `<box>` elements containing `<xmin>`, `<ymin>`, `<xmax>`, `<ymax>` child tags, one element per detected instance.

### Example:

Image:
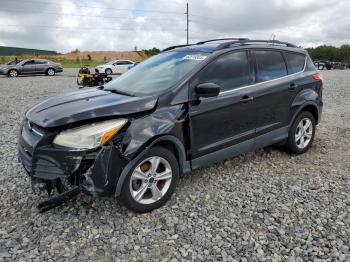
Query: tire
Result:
<box><xmin>105</xmin><ymin>68</ymin><xmax>112</xmax><ymax>75</ymax></box>
<box><xmin>285</xmin><ymin>111</ymin><xmax>316</xmax><ymax>154</ymax></box>
<box><xmin>318</xmin><ymin>65</ymin><xmax>324</xmax><ymax>70</ymax></box>
<box><xmin>8</xmin><ymin>69</ymin><xmax>18</xmax><ymax>77</ymax></box>
<box><xmin>120</xmin><ymin>146</ymin><xmax>179</xmax><ymax>213</ymax></box>
<box><xmin>46</xmin><ymin>68</ymin><xmax>56</xmax><ymax>76</ymax></box>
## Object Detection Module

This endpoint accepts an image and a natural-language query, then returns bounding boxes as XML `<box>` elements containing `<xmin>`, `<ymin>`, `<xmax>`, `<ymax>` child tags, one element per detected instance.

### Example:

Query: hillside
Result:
<box><xmin>0</xmin><ymin>46</ymin><xmax>57</xmax><ymax>56</ymax></box>
<box><xmin>58</xmin><ymin>51</ymin><xmax>146</xmax><ymax>61</ymax></box>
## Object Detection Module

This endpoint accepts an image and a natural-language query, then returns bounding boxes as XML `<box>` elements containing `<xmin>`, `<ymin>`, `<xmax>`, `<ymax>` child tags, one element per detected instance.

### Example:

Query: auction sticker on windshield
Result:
<box><xmin>181</xmin><ymin>54</ymin><xmax>207</xmax><ymax>61</ymax></box>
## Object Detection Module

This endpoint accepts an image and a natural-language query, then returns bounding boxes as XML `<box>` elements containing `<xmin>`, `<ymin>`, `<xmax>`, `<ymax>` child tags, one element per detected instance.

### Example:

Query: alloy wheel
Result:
<box><xmin>295</xmin><ymin>118</ymin><xmax>313</xmax><ymax>149</ymax></box>
<box><xmin>129</xmin><ymin>156</ymin><xmax>173</xmax><ymax>205</ymax></box>
<box><xmin>47</xmin><ymin>69</ymin><xmax>55</xmax><ymax>76</ymax></box>
<box><xmin>9</xmin><ymin>70</ymin><xmax>18</xmax><ymax>77</ymax></box>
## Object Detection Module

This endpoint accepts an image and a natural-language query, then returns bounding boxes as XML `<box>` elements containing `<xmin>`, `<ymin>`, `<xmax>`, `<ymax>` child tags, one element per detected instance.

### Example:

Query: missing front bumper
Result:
<box><xmin>37</xmin><ymin>185</ymin><xmax>82</xmax><ymax>213</ymax></box>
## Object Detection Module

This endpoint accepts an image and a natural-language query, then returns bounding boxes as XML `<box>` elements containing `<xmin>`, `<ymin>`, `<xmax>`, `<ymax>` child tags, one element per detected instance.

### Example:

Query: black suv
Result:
<box><xmin>18</xmin><ymin>39</ymin><xmax>323</xmax><ymax>213</ymax></box>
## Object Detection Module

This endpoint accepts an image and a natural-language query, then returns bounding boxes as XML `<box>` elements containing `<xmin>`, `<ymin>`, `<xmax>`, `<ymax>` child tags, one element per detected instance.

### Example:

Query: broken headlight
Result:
<box><xmin>53</xmin><ymin>119</ymin><xmax>127</xmax><ymax>149</ymax></box>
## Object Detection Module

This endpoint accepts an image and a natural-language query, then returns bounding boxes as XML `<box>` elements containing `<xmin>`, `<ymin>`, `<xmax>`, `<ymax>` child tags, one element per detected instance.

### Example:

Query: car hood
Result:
<box><xmin>26</xmin><ymin>88</ymin><xmax>158</xmax><ymax>128</ymax></box>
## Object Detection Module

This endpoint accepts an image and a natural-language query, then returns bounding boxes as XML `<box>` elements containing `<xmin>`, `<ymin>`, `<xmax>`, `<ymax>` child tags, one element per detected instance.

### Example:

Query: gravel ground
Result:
<box><xmin>0</xmin><ymin>69</ymin><xmax>349</xmax><ymax>261</ymax></box>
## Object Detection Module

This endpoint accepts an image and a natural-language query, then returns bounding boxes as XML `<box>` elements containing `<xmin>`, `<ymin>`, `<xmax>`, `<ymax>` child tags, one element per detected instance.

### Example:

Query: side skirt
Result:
<box><xmin>190</xmin><ymin>126</ymin><xmax>288</xmax><ymax>171</ymax></box>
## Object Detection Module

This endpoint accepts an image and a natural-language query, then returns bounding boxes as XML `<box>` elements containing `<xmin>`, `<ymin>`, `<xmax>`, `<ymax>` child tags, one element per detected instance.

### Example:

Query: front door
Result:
<box><xmin>22</xmin><ymin>60</ymin><xmax>36</xmax><ymax>74</ymax></box>
<box><xmin>188</xmin><ymin>51</ymin><xmax>257</xmax><ymax>167</ymax></box>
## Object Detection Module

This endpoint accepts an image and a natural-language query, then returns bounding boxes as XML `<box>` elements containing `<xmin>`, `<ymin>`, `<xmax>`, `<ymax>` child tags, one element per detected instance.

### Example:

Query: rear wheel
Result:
<box><xmin>318</xmin><ymin>65</ymin><xmax>324</xmax><ymax>70</ymax></box>
<box><xmin>46</xmin><ymin>68</ymin><xmax>56</xmax><ymax>76</ymax></box>
<box><xmin>8</xmin><ymin>69</ymin><xmax>18</xmax><ymax>77</ymax></box>
<box><xmin>285</xmin><ymin>111</ymin><xmax>316</xmax><ymax>154</ymax></box>
<box><xmin>120</xmin><ymin>147</ymin><xmax>179</xmax><ymax>213</ymax></box>
<box><xmin>105</xmin><ymin>68</ymin><xmax>112</xmax><ymax>75</ymax></box>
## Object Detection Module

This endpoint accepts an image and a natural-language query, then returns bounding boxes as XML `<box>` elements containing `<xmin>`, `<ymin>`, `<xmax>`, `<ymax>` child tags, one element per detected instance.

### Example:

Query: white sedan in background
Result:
<box><xmin>96</xmin><ymin>60</ymin><xmax>135</xmax><ymax>75</ymax></box>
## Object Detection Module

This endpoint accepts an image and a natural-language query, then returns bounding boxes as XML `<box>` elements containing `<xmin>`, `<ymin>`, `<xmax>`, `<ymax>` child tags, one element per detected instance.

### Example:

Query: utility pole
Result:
<box><xmin>185</xmin><ymin>2</ymin><xmax>189</xmax><ymax>45</ymax></box>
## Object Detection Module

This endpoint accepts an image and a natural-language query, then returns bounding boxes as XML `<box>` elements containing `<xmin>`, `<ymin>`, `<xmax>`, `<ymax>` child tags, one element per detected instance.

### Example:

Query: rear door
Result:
<box><xmin>189</xmin><ymin>50</ymin><xmax>256</xmax><ymax>164</ymax></box>
<box><xmin>283</xmin><ymin>51</ymin><xmax>309</xmax><ymax>118</ymax></box>
<box><xmin>251</xmin><ymin>49</ymin><xmax>301</xmax><ymax>146</ymax></box>
<box><xmin>118</xmin><ymin>61</ymin><xmax>133</xmax><ymax>73</ymax></box>
<box><xmin>113</xmin><ymin>61</ymin><xmax>125</xmax><ymax>73</ymax></box>
<box><xmin>33</xmin><ymin>59</ymin><xmax>47</xmax><ymax>73</ymax></box>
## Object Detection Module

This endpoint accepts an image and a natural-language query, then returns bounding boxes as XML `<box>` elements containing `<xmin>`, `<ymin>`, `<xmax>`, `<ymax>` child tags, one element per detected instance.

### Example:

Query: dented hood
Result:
<box><xmin>26</xmin><ymin>88</ymin><xmax>157</xmax><ymax>128</ymax></box>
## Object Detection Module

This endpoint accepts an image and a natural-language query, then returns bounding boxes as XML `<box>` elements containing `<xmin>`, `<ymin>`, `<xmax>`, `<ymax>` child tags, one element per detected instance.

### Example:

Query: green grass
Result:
<box><xmin>59</xmin><ymin>61</ymin><xmax>104</xmax><ymax>68</ymax></box>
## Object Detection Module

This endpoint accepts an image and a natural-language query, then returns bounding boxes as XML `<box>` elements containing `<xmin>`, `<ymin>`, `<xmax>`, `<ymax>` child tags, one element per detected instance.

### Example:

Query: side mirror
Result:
<box><xmin>195</xmin><ymin>83</ymin><xmax>220</xmax><ymax>98</ymax></box>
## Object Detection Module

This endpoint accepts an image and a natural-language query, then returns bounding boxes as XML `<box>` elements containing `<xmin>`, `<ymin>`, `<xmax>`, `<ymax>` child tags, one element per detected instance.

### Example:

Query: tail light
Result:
<box><xmin>313</xmin><ymin>73</ymin><xmax>323</xmax><ymax>96</ymax></box>
<box><xmin>312</xmin><ymin>73</ymin><xmax>323</xmax><ymax>83</ymax></box>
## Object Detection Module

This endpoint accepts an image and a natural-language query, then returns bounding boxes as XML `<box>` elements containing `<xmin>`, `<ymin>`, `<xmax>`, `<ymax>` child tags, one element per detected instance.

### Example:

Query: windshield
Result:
<box><xmin>105</xmin><ymin>51</ymin><xmax>208</xmax><ymax>95</ymax></box>
<box><xmin>7</xmin><ymin>60</ymin><xmax>21</xmax><ymax>65</ymax></box>
<box><xmin>106</xmin><ymin>60</ymin><xmax>116</xmax><ymax>65</ymax></box>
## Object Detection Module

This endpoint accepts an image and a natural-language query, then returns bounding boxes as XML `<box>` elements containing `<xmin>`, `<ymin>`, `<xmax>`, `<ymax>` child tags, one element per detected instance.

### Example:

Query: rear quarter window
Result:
<box><xmin>254</xmin><ymin>50</ymin><xmax>287</xmax><ymax>82</ymax></box>
<box><xmin>284</xmin><ymin>52</ymin><xmax>306</xmax><ymax>74</ymax></box>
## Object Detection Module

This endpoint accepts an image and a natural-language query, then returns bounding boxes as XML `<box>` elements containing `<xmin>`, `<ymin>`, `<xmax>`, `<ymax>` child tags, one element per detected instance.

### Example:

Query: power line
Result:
<box><xmin>0</xmin><ymin>8</ymin><xmax>182</xmax><ymax>21</ymax></box>
<box><xmin>1</xmin><ymin>24</ymin><xmax>186</xmax><ymax>32</ymax></box>
<box><xmin>15</xmin><ymin>0</ymin><xmax>184</xmax><ymax>15</ymax></box>
<box><xmin>185</xmin><ymin>2</ymin><xmax>189</xmax><ymax>45</ymax></box>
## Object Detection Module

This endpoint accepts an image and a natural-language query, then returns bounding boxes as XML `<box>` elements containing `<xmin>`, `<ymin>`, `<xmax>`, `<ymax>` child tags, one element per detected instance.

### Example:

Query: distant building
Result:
<box><xmin>0</xmin><ymin>46</ymin><xmax>57</xmax><ymax>56</ymax></box>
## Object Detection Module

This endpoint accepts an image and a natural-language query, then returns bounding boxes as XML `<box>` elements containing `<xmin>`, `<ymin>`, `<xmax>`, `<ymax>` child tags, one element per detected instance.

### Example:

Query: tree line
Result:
<box><xmin>306</xmin><ymin>45</ymin><xmax>350</xmax><ymax>63</ymax></box>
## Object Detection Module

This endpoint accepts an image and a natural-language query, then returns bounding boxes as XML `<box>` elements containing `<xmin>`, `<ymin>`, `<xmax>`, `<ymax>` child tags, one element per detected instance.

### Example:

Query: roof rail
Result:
<box><xmin>162</xmin><ymin>38</ymin><xmax>249</xmax><ymax>52</ymax></box>
<box><xmin>215</xmin><ymin>40</ymin><xmax>297</xmax><ymax>51</ymax></box>
<box><xmin>162</xmin><ymin>44</ymin><xmax>197</xmax><ymax>52</ymax></box>
<box><xmin>196</xmin><ymin>38</ymin><xmax>249</xmax><ymax>45</ymax></box>
<box><xmin>162</xmin><ymin>39</ymin><xmax>297</xmax><ymax>53</ymax></box>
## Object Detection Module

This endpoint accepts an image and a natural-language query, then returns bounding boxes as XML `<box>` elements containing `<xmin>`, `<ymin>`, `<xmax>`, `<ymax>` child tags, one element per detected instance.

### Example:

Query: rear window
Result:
<box><xmin>305</xmin><ymin>56</ymin><xmax>316</xmax><ymax>71</ymax></box>
<box><xmin>254</xmin><ymin>50</ymin><xmax>287</xmax><ymax>82</ymax></box>
<box><xmin>284</xmin><ymin>52</ymin><xmax>305</xmax><ymax>74</ymax></box>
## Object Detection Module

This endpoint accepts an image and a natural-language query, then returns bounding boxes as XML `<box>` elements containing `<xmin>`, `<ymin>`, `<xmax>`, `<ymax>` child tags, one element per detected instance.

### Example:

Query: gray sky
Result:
<box><xmin>0</xmin><ymin>0</ymin><xmax>349</xmax><ymax>52</ymax></box>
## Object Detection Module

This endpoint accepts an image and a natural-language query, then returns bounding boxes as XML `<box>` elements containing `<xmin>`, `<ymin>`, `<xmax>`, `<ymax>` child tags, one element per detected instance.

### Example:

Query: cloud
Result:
<box><xmin>0</xmin><ymin>0</ymin><xmax>349</xmax><ymax>52</ymax></box>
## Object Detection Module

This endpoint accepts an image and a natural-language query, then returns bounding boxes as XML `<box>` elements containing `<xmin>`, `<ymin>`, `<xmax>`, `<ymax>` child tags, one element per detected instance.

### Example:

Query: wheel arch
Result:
<box><xmin>290</xmin><ymin>101</ymin><xmax>320</xmax><ymax>129</ymax></box>
<box><xmin>7</xmin><ymin>68</ymin><xmax>18</xmax><ymax>76</ymax></box>
<box><xmin>46</xmin><ymin>67</ymin><xmax>56</xmax><ymax>74</ymax></box>
<box><xmin>115</xmin><ymin>135</ymin><xmax>190</xmax><ymax>197</ymax></box>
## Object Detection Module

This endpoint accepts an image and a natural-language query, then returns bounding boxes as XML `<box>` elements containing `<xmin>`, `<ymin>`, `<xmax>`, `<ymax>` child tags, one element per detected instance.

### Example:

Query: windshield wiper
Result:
<box><xmin>104</xmin><ymin>88</ymin><xmax>135</xmax><ymax>97</ymax></box>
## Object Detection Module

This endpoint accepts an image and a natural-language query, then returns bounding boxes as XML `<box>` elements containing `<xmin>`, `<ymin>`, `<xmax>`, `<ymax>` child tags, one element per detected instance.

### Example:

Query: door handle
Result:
<box><xmin>289</xmin><ymin>83</ymin><xmax>298</xmax><ymax>90</ymax></box>
<box><xmin>240</xmin><ymin>95</ymin><xmax>254</xmax><ymax>103</ymax></box>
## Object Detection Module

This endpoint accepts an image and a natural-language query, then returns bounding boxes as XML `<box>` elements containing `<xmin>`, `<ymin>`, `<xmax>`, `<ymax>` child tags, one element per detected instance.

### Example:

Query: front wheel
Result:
<box><xmin>105</xmin><ymin>68</ymin><xmax>112</xmax><ymax>75</ymax></box>
<box><xmin>46</xmin><ymin>68</ymin><xmax>56</xmax><ymax>76</ymax></box>
<box><xmin>8</xmin><ymin>69</ymin><xmax>18</xmax><ymax>77</ymax></box>
<box><xmin>120</xmin><ymin>147</ymin><xmax>179</xmax><ymax>213</ymax></box>
<box><xmin>285</xmin><ymin>111</ymin><xmax>316</xmax><ymax>154</ymax></box>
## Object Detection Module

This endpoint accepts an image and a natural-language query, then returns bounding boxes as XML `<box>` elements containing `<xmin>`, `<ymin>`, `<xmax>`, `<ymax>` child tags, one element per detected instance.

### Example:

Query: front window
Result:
<box><xmin>195</xmin><ymin>51</ymin><xmax>252</xmax><ymax>92</ymax></box>
<box><xmin>105</xmin><ymin>51</ymin><xmax>209</xmax><ymax>96</ymax></box>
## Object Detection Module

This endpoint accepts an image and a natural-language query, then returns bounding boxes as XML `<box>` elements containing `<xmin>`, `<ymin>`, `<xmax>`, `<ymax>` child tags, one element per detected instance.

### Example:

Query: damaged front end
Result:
<box><xmin>18</xmin><ymin>119</ymin><xmax>128</xmax><ymax>212</ymax></box>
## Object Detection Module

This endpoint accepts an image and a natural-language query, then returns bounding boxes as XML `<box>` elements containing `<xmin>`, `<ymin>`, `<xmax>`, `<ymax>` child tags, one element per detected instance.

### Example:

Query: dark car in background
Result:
<box><xmin>18</xmin><ymin>39</ymin><xmax>323</xmax><ymax>213</ymax></box>
<box><xmin>0</xmin><ymin>59</ymin><xmax>63</xmax><ymax>77</ymax></box>
<box><xmin>314</xmin><ymin>60</ymin><xmax>332</xmax><ymax>70</ymax></box>
<box><xmin>332</xmin><ymin>61</ymin><xmax>349</xmax><ymax>70</ymax></box>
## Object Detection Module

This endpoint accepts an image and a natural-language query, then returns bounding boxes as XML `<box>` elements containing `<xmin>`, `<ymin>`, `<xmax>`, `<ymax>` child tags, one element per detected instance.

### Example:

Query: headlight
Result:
<box><xmin>53</xmin><ymin>119</ymin><xmax>127</xmax><ymax>149</ymax></box>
